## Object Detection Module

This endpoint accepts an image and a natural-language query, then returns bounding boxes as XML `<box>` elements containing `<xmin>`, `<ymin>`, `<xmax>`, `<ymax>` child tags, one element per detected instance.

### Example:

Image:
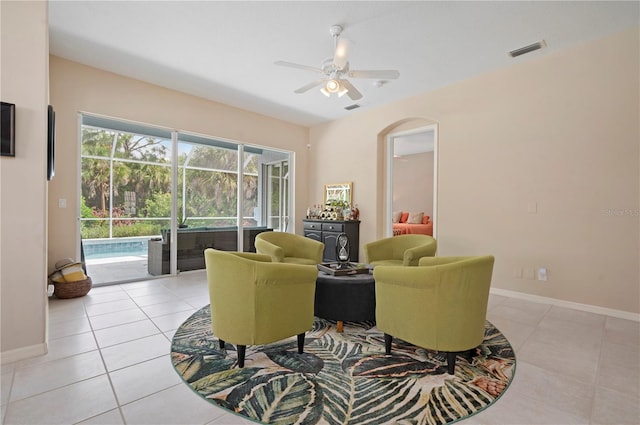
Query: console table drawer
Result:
<box><xmin>322</xmin><ymin>222</ymin><xmax>343</xmax><ymax>232</ymax></box>
<box><xmin>304</xmin><ymin>221</ymin><xmax>321</xmax><ymax>230</ymax></box>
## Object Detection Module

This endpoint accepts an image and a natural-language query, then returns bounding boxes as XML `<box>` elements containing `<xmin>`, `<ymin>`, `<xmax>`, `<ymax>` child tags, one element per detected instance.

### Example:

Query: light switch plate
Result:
<box><xmin>537</xmin><ymin>268</ymin><xmax>548</xmax><ymax>281</ymax></box>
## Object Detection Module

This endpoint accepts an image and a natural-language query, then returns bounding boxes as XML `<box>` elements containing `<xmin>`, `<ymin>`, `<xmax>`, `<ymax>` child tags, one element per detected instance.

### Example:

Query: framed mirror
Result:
<box><xmin>324</xmin><ymin>182</ymin><xmax>353</xmax><ymax>206</ymax></box>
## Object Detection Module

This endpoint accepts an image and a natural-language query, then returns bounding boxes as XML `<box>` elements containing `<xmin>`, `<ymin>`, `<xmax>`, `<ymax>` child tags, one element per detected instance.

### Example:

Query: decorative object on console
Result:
<box><xmin>351</xmin><ymin>204</ymin><xmax>359</xmax><ymax>220</ymax></box>
<box><xmin>309</xmin><ymin>182</ymin><xmax>359</xmax><ymax>221</ymax></box>
<box><xmin>324</xmin><ymin>182</ymin><xmax>352</xmax><ymax>207</ymax></box>
<box><xmin>321</xmin><ymin>199</ymin><xmax>349</xmax><ymax>220</ymax></box>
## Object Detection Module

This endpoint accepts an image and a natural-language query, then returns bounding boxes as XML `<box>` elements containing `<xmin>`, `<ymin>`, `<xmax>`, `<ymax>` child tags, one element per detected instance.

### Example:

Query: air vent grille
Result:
<box><xmin>344</xmin><ymin>104</ymin><xmax>360</xmax><ymax>111</ymax></box>
<box><xmin>509</xmin><ymin>40</ymin><xmax>546</xmax><ymax>58</ymax></box>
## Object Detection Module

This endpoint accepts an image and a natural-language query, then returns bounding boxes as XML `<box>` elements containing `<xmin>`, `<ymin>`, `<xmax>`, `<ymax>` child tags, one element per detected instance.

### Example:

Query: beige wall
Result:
<box><xmin>48</xmin><ymin>57</ymin><xmax>310</xmax><ymax>267</ymax></box>
<box><xmin>2</xmin><ymin>12</ymin><xmax>637</xmax><ymax>361</ymax></box>
<box><xmin>310</xmin><ymin>27</ymin><xmax>640</xmax><ymax>315</ymax></box>
<box><xmin>393</xmin><ymin>151</ymin><xmax>434</xmax><ymax>218</ymax></box>
<box><xmin>0</xmin><ymin>1</ymin><xmax>49</xmax><ymax>359</ymax></box>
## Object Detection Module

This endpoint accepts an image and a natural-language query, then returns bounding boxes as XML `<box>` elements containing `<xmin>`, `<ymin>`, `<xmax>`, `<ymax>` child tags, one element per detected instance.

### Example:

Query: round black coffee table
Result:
<box><xmin>314</xmin><ymin>269</ymin><xmax>376</xmax><ymax>332</ymax></box>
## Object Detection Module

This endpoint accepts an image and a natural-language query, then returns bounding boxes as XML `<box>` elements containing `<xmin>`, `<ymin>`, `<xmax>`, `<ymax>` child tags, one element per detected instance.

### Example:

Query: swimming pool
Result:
<box><xmin>83</xmin><ymin>237</ymin><xmax>150</xmax><ymax>259</ymax></box>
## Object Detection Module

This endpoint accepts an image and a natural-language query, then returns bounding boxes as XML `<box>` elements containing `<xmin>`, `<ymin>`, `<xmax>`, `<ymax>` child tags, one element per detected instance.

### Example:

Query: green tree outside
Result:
<box><xmin>80</xmin><ymin>128</ymin><xmax>259</xmax><ymax>239</ymax></box>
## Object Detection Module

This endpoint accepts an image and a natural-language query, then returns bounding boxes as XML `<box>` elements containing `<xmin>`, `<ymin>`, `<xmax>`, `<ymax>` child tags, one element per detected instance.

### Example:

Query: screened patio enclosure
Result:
<box><xmin>80</xmin><ymin>115</ymin><xmax>291</xmax><ymax>285</ymax></box>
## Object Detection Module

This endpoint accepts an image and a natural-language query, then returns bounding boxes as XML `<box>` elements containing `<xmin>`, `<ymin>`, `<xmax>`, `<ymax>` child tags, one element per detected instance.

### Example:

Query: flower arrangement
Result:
<box><xmin>327</xmin><ymin>199</ymin><xmax>349</xmax><ymax>209</ymax></box>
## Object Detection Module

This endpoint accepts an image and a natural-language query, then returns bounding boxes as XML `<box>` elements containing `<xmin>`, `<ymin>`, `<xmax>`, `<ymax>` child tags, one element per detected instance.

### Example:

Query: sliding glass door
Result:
<box><xmin>79</xmin><ymin>115</ymin><xmax>292</xmax><ymax>285</ymax></box>
<box><xmin>265</xmin><ymin>160</ymin><xmax>289</xmax><ymax>231</ymax></box>
<box><xmin>80</xmin><ymin>117</ymin><xmax>173</xmax><ymax>284</ymax></box>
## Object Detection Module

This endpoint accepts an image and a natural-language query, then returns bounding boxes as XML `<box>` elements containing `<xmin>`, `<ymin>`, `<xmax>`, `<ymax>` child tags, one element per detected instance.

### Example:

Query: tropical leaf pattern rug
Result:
<box><xmin>171</xmin><ymin>306</ymin><xmax>515</xmax><ymax>425</ymax></box>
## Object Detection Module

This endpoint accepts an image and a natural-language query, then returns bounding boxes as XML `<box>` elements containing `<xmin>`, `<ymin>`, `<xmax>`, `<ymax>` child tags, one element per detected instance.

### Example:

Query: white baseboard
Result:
<box><xmin>491</xmin><ymin>288</ymin><xmax>640</xmax><ymax>322</ymax></box>
<box><xmin>1</xmin><ymin>342</ymin><xmax>48</xmax><ymax>365</ymax></box>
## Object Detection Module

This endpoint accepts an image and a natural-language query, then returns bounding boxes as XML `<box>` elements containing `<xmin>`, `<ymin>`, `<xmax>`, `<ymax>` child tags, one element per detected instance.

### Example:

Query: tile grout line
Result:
<box><xmin>83</xmin><ymin>283</ymin><xmax>130</xmax><ymax>425</ymax></box>
<box><xmin>1</xmin><ymin>368</ymin><xmax>16</xmax><ymax>425</ymax></box>
<box><xmin>587</xmin><ymin>316</ymin><xmax>610</xmax><ymax>423</ymax></box>
<box><xmin>82</xmin><ymin>279</ymin><xmax>202</xmax><ymax>423</ymax></box>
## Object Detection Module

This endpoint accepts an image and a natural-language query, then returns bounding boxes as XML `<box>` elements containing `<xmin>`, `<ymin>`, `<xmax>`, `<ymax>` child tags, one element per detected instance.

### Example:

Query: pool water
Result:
<box><xmin>83</xmin><ymin>238</ymin><xmax>149</xmax><ymax>260</ymax></box>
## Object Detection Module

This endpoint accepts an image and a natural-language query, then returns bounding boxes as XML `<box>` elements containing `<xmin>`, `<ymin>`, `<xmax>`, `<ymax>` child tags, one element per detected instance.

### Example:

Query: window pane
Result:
<box><xmin>243</xmin><ymin>152</ymin><xmax>258</xmax><ymax>227</ymax></box>
<box><xmin>81</xmin><ymin>128</ymin><xmax>115</xmax><ymax>157</ymax></box>
<box><xmin>81</xmin><ymin>156</ymin><xmax>112</xmax><ymax>217</ymax></box>
<box><xmin>81</xmin><ymin>123</ymin><xmax>173</xmax><ymax>240</ymax></box>
<box><xmin>186</xmin><ymin>143</ymin><xmax>238</xmax><ymax>170</ymax></box>
<box><xmin>178</xmin><ymin>141</ymin><xmax>239</xmax><ymax>228</ymax></box>
<box><xmin>113</xmin><ymin>133</ymin><xmax>171</xmax><ymax>163</ymax></box>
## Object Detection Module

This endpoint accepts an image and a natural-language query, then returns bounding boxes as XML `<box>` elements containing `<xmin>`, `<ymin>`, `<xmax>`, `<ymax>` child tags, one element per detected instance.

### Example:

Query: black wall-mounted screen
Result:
<box><xmin>1</xmin><ymin>102</ymin><xmax>16</xmax><ymax>157</ymax></box>
<box><xmin>47</xmin><ymin>105</ymin><xmax>55</xmax><ymax>181</ymax></box>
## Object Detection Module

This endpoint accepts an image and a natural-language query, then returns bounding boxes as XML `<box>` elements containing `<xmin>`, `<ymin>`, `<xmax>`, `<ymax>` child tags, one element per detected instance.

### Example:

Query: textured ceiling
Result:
<box><xmin>48</xmin><ymin>1</ymin><xmax>639</xmax><ymax>127</ymax></box>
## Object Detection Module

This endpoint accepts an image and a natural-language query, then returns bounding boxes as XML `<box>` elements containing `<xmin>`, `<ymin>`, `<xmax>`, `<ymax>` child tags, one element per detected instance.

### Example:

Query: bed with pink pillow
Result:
<box><xmin>392</xmin><ymin>211</ymin><xmax>433</xmax><ymax>236</ymax></box>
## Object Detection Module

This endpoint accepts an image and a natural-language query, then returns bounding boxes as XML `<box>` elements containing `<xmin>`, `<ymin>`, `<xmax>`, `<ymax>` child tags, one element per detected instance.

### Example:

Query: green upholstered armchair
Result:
<box><xmin>374</xmin><ymin>255</ymin><xmax>495</xmax><ymax>374</ymax></box>
<box><xmin>364</xmin><ymin>234</ymin><xmax>437</xmax><ymax>266</ymax></box>
<box><xmin>255</xmin><ymin>231</ymin><xmax>324</xmax><ymax>265</ymax></box>
<box><xmin>204</xmin><ymin>249</ymin><xmax>318</xmax><ymax>368</ymax></box>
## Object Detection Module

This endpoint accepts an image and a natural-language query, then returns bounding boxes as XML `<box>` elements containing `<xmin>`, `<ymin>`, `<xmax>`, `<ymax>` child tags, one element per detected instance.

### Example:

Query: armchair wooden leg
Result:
<box><xmin>219</xmin><ymin>339</ymin><xmax>225</xmax><ymax>349</ymax></box>
<box><xmin>237</xmin><ymin>345</ymin><xmax>246</xmax><ymax>368</ymax></box>
<box><xmin>297</xmin><ymin>333</ymin><xmax>305</xmax><ymax>354</ymax></box>
<box><xmin>384</xmin><ymin>334</ymin><xmax>392</xmax><ymax>355</ymax></box>
<box><xmin>446</xmin><ymin>352</ymin><xmax>457</xmax><ymax>375</ymax></box>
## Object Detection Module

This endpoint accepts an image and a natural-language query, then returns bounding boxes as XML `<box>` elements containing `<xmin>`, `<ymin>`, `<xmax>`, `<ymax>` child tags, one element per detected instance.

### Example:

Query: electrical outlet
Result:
<box><xmin>537</xmin><ymin>268</ymin><xmax>548</xmax><ymax>281</ymax></box>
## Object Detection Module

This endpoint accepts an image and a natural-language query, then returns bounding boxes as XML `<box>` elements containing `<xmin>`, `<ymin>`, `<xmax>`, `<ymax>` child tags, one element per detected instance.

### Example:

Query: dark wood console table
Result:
<box><xmin>303</xmin><ymin>219</ymin><xmax>360</xmax><ymax>262</ymax></box>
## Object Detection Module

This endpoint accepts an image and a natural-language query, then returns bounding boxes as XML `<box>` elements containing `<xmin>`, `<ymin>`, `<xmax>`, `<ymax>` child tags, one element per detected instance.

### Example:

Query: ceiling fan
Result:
<box><xmin>275</xmin><ymin>25</ymin><xmax>400</xmax><ymax>101</ymax></box>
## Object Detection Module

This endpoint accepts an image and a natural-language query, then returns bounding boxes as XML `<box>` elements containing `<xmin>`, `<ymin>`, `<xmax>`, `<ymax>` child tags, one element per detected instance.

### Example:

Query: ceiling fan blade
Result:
<box><xmin>341</xmin><ymin>79</ymin><xmax>363</xmax><ymax>101</ymax></box>
<box><xmin>333</xmin><ymin>37</ymin><xmax>351</xmax><ymax>70</ymax></box>
<box><xmin>294</xmin><ymin>79</ymin><xmax>326</xmax><ymax>94</ymax></box>
<box><xmin>348</xmin><ymin>69</ymin><xmax>400</xmax><ymax>79</ymax></box>
<box><xmin>275</xmin><ymin>61</ymin><xmax>323</xmax><ymax>74</ymax></box>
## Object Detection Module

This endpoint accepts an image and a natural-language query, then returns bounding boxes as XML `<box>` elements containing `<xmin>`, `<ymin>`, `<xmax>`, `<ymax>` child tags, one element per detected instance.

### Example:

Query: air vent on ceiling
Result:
<box><xmin>344</xmin><ymin>104</ymin><xmax>360</xmax><ymax>111</ymax></box>
<box><xmin>509</xmin><ymin>40</ymin><xmax>546</xmax><ymax>58</ymax></box>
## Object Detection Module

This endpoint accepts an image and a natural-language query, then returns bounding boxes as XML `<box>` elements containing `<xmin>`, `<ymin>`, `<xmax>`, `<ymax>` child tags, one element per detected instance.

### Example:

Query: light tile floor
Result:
<box><xmin>2</xmin><ymin>270</ymin><xmax>639</xmax><ymax>425</ymax></box>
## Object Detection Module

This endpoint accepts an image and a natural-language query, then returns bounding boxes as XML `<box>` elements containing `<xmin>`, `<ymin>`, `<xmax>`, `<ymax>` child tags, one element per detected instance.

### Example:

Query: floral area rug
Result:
<box><xmin>171</xmin><ymin>305</ymin><xmax>516</xmax><ymax>425</ymax></box>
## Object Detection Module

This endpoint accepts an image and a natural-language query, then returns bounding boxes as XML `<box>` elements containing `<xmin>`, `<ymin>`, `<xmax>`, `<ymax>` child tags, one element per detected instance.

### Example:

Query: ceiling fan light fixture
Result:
<box><xmin>276</xmin><ymin>24</ymin><xmax>399</xmax><ymax>103</ymax></box>
<box><xmin>321</xmin><ymin>79</ymin><xmax>344</xmax><ymax>97</ymax></box>
<box><xmin>326</xmin><ymin>79</ymin><xmax>340</xmax><ymax>93</ymax></box>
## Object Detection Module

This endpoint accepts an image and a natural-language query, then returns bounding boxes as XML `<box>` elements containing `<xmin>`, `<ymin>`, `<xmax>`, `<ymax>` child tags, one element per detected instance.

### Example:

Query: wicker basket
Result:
<box><xmin>53</xmin><ymin>277</ymin><xmax>92</xmax><ymax>299</ymax></box>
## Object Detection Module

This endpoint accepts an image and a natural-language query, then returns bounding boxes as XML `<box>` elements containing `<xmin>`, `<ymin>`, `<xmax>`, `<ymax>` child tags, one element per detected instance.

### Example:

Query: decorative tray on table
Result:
<box><xmin>317</xmin><ymin>262</ymin><xmax>370</xmax><ymax>276</ymax></box>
